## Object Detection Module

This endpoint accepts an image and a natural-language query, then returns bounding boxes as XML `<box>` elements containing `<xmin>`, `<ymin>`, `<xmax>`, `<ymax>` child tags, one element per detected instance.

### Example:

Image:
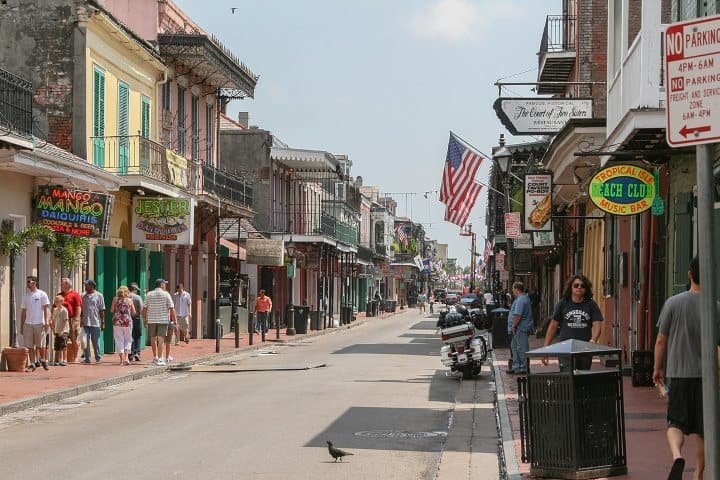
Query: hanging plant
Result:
<box><xmin>390</xmin><ymin>242</ymin><xmax>399</xmax><ymax>252</ymax></box>
<box><xmin>49</xmin><ymin>234</ymin><xmax>89</xmax><ymax>272</ymax></box>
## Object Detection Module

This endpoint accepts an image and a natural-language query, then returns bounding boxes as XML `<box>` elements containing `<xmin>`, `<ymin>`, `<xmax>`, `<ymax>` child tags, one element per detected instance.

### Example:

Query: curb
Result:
<box><xmin>0</xmin><ymin>310</ymin><xmax>406</xmax><ymax>417</ymax></box>
<box><xmin>491</xmin><ymin>348</ymin><xmax>522</xmax><ymax>480</ymax></box>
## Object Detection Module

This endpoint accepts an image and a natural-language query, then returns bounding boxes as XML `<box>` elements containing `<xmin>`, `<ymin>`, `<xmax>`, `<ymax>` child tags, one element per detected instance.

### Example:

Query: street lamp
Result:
<box><xmin>460</xmin><ymin>224</ymin><xmax>477</xmax><ymax>292</ymax></box>
<box><xmin>493</xmin><ymin>139</ymin><xmax>514</xmax><ymax>290</ymax></box>
<box><xmin>285</xmin><ymin>238</ymin><xmax>296</xmax><ymax>336</ymax></box>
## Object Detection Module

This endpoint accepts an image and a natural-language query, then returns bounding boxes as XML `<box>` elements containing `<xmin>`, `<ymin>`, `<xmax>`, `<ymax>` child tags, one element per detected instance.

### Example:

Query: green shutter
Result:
<box><xmin>118</xmin><ymin>82</ymin><xmax>129</xmax><ymax>174</ymax></box>
<box><xmin>672</xmin><ymin>192</ymin><xmax>692</xmax><ymax>294</ymax></box>
<box><xmin>140</xmin><ymin>96</ymin><xmax>151</xmax><ymax>173</ymax></box>
<box><xmin>92</xmin><ymin>67</ymin><xmax>105</xmax><ymax>167</ymax></box>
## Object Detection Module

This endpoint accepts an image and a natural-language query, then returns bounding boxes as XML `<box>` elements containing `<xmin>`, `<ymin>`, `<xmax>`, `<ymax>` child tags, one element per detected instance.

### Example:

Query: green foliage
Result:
<box><xmin>0</xmin><ymin>221</ymin><xmax>55</xmax><ymax>258</ymax></box>
<box><xmin>50</xmin><ymin>234</ymin><xmax>90</xmax><ymax>271</ymax></box>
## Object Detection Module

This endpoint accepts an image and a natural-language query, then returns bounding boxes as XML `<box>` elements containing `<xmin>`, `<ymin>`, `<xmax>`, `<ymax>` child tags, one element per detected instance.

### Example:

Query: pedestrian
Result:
<box><xmin>428</xmin><ymin>293</ymin><xmax>434</xmax><ymax>314</ymax></box>
<box><xmin>142</xmin><ymin>278</ymin><xmax>175</xmax><ymax>366</ymax></box>
<box><xmin>81</xmin><ymin>279</ymin><xmax>105</xmax><ymax>364</ymax></box>
<box><xmin>254</xmin><ymin>289</ymin><xmax>272</xmax><ymax>334</ymax></box>
<box><xmin>484</xmin><ymin>289</ymin><xmax>496</xmax><ymax>318</ymax></box>
<box><xmin>173</xmin><ymin>283</ymin><xmax>192</xmax><ymax>344</ymax></box>
<box><xmin>506</xmin><ymin>281</ymin><xmax>534</xmax><ymax>375</ymax></box>
<box><xmin>417</xmin><ymin>292</ymin><xmax>427</xmax><ymax>313</ymax></box>
<box><xmin>58</xmin><ymin>278</ymin><xmax>82</xmax><ymax>363</ymax></box>
<box><xmin>50</xmin><ymin>295</ymin><xmax>69</xmax><ymax>366</ymax></box>
<box><xmin>20</xmin><ymin>276</ymin><xmax>51</xmax><ymax>371</ymax></box>
<box><xmin>110</xmin><ymin>286</ymin><xmax>135</xmax><ymax>366</ymax></box>
<box><xmin>128</xmin><ymin>283</ymin><xmax>144</xmax><ymax>362</ymax></box>
<box><xmin>162</xmin><ymin>281</ymin><xmax>178</xmax><ymax>362</ymax></box>
<box><xmin>541</xmin><ymin>274</ymin><xmax>602</xmax><ymax>370</ymax></box>
<box><xmin>652</xmin><ymin>256</ymin><xmax>720</xmax><ymax>480</ymax></box>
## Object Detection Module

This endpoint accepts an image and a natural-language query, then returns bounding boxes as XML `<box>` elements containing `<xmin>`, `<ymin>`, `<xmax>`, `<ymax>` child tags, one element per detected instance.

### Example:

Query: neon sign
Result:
<box><xmin>589</xmin><ymin>165</ymin><xmax>655</xmax><ymax>215</ymax></box>
<box><xmin>33</xmin><ymin>187</ymin><xmax>113</xmax><ymax>238</ymax></box>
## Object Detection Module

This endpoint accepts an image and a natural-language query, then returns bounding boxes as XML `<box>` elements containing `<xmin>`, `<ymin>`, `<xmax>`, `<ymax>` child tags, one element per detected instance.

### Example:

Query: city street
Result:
<box><xmin>0</xmin><ymin>310</ymin><xmax>500</xmax><ymax>480</ymax></box>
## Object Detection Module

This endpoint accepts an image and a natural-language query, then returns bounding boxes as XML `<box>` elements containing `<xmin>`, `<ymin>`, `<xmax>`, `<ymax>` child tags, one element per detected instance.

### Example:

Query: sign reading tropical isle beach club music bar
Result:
<box><xmin>33</xmin><ymin>186</ymin><xmax>113</xmax><ymax>239</ymax></box>
<box><xmin>589</xmin><ymin>165</ymin><xmax>655</xmax><ymax>215</ymax></box>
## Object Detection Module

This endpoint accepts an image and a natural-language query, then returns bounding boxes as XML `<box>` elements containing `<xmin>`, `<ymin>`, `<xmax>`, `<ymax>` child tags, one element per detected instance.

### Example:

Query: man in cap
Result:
<box><xmin>128</xmin><ymin>283</ymin><xmax>144</xmax><ymax>362</ymax></box>
<box><xmin>142</xmin><ymin>278</ymin><xmax>176</xmax><ymax>366</ymax></box>
<box><xmin>81</xmin><ymin>279</ymin><xmax>105</xmax><ymax>363</ymax></box>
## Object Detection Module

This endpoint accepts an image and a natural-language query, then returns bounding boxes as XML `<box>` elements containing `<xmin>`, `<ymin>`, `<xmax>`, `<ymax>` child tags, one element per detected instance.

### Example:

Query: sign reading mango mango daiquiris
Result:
<box><xmin>589</xmin><ymin>165</ymin><xmax>655</xmax><ymax>215</ymax></box>
<box><xmin>33</xmin><ymin>187</ymin><xmax>114</xmax><ymax>239</ymax></box>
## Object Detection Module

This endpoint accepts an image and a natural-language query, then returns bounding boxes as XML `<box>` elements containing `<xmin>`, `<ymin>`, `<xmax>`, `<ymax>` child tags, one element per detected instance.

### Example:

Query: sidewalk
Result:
<box><xmin>494</xmin><ymin>335</ymin><xmax>699</xmax><ymax>479</ymax></box>
<box><xmin>0</xmin><ymin>309</ymin><xmax>405</xmax><ymax>416</ymax></box>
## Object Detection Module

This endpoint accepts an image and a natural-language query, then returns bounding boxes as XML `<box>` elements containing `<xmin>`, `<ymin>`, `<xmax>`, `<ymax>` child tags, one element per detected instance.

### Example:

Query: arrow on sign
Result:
<box><xmin>679</xmin><ymin>125</ymin><xmax>711</xmax><ymax>138</ymax></box>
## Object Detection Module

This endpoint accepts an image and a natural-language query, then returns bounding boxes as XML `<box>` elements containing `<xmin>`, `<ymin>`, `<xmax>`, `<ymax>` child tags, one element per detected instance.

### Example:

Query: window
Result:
<box><xmin>191</xmin><ymin>94</ymin><xmax>199</xmax><ymax>162</ymax></box>
<box><xmin>177</xmin><ymin>85</ymin><xmax>186</xmax><ymax>155</ymax></box>
<box><xmin>92</xmin><ymin>66</ymin><xmax>105</xmax><ymax>167</ymax></box>
<box><xmin>140</xmin><ymin>96</ymin><xmax>151</xmax><ymax>172</ymax></box>
<box><xmin>206</xmin><ymin>104</ymin><xmax>213</xmax><ymax>164</ymax></box>
<box><xmin>162</xmin><ymin>82</ymin><xmax>171</xmax><ymax>112</ymax></box>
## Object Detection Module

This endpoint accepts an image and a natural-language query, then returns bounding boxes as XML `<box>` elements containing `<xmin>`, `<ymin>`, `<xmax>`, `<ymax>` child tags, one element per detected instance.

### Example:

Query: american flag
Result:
<box><xmin>482</xmin><ymin>239</ymin><xmax>493</xmax><ymax>267</ymax></box>
<box><xmin>396</xmin><ymin>225</ymin><xmax>408</xmax><ymax>245</ymax></box>
<box><xmin>440</xmin><ymin>132</ymin><xmax>484</xmax><ymax>227</ymax></box>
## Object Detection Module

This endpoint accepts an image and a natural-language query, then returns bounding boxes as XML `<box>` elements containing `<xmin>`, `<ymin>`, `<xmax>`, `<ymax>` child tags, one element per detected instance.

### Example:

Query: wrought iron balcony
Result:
<box><xmin>89</xmin><ymin>135</ymin><xmax>198</xmax><ymax>190</ymax></box>
<box><xmin>0</xmin><ymin>68</ymin><xmax>33</xmax><ymax>137</ymax></box>
<box><xmin>199</xmin><ymin>163</ymin><xmax>253</xmax><ymax>209</ymax></box>
<box><xmin>375</xmin><ymin>244</ymin><xmax>389</xmax><ymax>256</ymax></box>
<box><xmin>537</xmin><ymin>15</ymin><xmax>577</xmax><ymax>94</ymax></box>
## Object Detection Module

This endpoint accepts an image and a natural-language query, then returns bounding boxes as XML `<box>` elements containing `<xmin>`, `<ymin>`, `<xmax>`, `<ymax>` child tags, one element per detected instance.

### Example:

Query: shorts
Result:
<box><xmin>23</xmin><ymin>324</ymin><xmax>45</xmax><ymax>348</ymax></box>
<box><xmin>69</xmin><ymin>319</ymin><xmax>82</xmax><ymax>342</ymax></box>
<box><xmin>166</xmin><ymin>322</ymin><xmax>177</xmax><ymax>340</ymax></box>
<box><xmin>667</xmin><ymin>377</ymin><xmax>704</xmax><ymax>436</ymax></box>
<box><xmin>148</xmin><ymin>323</ymin><xmax>169</xmax><ymax>338</ymax></box>
<box><xmin>54</xmin><ymin>333</ymin><xmax>69</xmax><ymax>351</ymax></box>
<box><xmin>177</xmin><ymin>315</ymin><xmax>189</xmax><ymax>330</ymax></box>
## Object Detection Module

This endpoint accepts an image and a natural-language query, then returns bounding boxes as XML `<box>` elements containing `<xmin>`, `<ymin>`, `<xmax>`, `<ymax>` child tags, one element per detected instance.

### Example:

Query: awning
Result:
<box><xmin>220</xmin><ymin>238</ymin><xmax>247</xmax><ymax>260</ymax></box>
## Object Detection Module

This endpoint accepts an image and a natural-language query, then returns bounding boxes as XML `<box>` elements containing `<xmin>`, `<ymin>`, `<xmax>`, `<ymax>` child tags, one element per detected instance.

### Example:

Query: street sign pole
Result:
<box><xmin>696</xmin><ymin>144</ymin><xmax>719</xmax><ymax>480</ymax></box>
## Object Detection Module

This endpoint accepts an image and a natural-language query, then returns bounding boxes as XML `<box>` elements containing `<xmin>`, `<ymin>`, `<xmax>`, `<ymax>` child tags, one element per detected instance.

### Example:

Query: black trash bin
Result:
<box><xmin>371</xmin><ymin>300</ymin><xmax>379</xmax><ymax>316</ymax></box>
<box><xmin>293</xmin><ymin>305</ymin><xmax>310</xmax><ymax>334</ymax></box>
<box><xmin>365</xmin><ymin>300</ymin><xmax>375</xmax><ymax>317</ymax></box>
<box><xmin>340</xmin><ymin>306</ymin><xmax>353</xmax><ymax>325</ymax></box>
<box><xmin>491</xmin><ymin>307</ymin><xmax>510</xmax><ymax>348</ymax></box>
<box><xmin>310</xmin><ymin>311</ymin><xmax>321</xmax><ymax>330</ymax></box>
<box><xmin>518</xmin><ymin>340</ymin><xmax>627</xmax><ymax>479</ymax></box>
<box><xmin>385</xmin><ymin>300</ymin><xmax>397</xmax><ymax>312</ymax></box>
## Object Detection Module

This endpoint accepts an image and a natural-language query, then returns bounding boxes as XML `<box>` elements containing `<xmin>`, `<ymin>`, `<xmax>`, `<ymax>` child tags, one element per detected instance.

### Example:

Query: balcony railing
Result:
<box><xmin>89</xmin><ymin>135</ymin><xmax>197</xmax><ymax>191</ymax></box>
<box><xmin>0</xmin><ymin>68</ymin><xmax>33</xmax><ymax>137</ymax></box>
<box><xmin>539</xmin><ymin>15</ymin><xmax>576</xmax><ymax>55</ymax></box>
<box><xmin>200</xmin><ymin>163</ymin><xmax>253</xmax><ymax>209</ymax></box>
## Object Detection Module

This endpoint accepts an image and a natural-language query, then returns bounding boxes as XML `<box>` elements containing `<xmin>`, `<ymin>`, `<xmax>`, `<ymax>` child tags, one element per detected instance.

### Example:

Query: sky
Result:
<box><xmin>175</xmin><ymin>0</ymin><xmax>557</xmax><ymax>268</ymax></box>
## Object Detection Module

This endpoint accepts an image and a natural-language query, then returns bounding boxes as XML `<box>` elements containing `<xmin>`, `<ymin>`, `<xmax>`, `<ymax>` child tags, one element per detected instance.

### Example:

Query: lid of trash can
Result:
<box><xmin>526</xmin><ymin>339</ymin><xmax>620</xmax><ymax>357</ymax></box>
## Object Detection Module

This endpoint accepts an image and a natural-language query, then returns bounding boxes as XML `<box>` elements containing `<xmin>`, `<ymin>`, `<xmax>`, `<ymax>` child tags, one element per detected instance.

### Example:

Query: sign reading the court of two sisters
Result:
<box><xmin>33</xmin><ymin>186</ymin><xmax>114</xmax><ymax>239</ymax></box>
<box><xmin>493</xmin><ymin>98</ymin><xmax>593</xmax><ymax>135</ymax></box>
<box><xmin>132</xmin><ymin>197</ymin><xmax>195</xmax><ymax>245</ymax></box>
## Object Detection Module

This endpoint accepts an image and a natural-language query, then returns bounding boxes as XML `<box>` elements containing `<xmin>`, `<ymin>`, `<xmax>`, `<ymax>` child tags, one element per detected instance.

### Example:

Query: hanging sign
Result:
<box><xmin>132</xmin><ymin>196</ymin><xmax>195</xmax><ymax>244</ymax></box>
<box><xmin>493</xmin><ymin>97</ymin><xmax>593</xmax><ymax>135</ymax></box>
<box><xmin>33</xmin><ymin>186</ymin><xmax>114</xmax><ymax>239</ymax></box>
<box><xmin>523</xmin><ymin>174</ymin><xmax>553</xmax><ymax>232</ymax></box>
<box><xmin>589</xmin><ymin>165</ymin><xmax>655</xmax><ymax>215</ymax></box>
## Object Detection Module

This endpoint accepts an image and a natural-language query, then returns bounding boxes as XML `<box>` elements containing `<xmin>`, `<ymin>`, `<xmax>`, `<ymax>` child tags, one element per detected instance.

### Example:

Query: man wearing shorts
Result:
<box><xmin>59</xmin><ymin>278</ymin><xmax>82</xmax><ymax>363</ymax></box>
<box><xmin>173</xmin><ymin>283</ymin><xmax>191</xmax><ymax>344</ymax></box>
<box><xmin>653</xmin><ymin>256</ymin><xmax>720</xmax><ymax>480</ymax></box>
<box><xmin>143</xmin><ymin>278</ymin><xmax>175</xmax><ymax>366</ymax></box>
<box><xmin>20</xmin><ymin>276</ymin><xmax>51</xmax><ymax>370</ymax></box>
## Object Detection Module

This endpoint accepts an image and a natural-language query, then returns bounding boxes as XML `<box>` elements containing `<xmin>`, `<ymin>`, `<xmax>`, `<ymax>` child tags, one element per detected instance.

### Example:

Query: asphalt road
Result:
<box><xmin>0</xmin><ymin>310</ymin><xmax>500</xmax><ymax>480</ymax></box>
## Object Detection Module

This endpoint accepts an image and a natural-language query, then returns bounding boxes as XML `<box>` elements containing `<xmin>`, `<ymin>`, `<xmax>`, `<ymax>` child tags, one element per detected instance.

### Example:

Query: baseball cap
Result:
<box><xmin>129</xmin><ymin>282</ymin><xmax>139</xmax><ymax>291</ymax></box>
<box><xmin>84</xmin><ymin>279</ymin><xmax>97</xmax><ymax>287</ymax></box>
<box><xmin>155</xmin><ymin>278</ymin><xmax>167</xmax><ymax>286</ymax></box>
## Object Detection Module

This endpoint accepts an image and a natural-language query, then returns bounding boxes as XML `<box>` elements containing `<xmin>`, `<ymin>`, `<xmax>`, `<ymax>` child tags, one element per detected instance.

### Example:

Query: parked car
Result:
<box><xmin>458</xmin><ymin>293</ymin><xmax>483</xmax><ymax>309</ymax></box>
<box><xmin>433</xmin><ymin>288</ymin><xmax>447</xmax><ymax>302</ymax></box>
<box><xmin>445</xmin><ymin>292</ymin><xmax>461</xmax><ymax>305</ymax></box>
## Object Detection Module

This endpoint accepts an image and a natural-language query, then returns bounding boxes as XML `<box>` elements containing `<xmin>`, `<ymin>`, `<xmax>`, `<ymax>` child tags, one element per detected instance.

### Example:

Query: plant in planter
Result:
<box><xmin>0</xmin><ymin>220</ymin><xmax>55</xmax><ymax>347</ymax></box>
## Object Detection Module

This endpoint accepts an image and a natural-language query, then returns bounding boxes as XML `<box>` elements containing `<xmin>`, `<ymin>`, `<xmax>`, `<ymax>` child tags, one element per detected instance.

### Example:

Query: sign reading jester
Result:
<box><xmin>33</xmin><ymin>186</ymin><xmax>114</xmax><ymax>239</ymax></box>
<box><xmin>589</xmin><ymin>165</ymin><xmax>655</xmax><ymax>215</ymax></box>
<box><xmin>132</xmin><ymin>197</ymin><xmax>195</xmax><ymax>244</ymax></box>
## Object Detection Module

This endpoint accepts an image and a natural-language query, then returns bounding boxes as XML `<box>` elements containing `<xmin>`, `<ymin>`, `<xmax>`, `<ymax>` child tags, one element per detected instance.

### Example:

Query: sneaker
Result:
<box><xmin>59</xmin><ymin>361</ymin><xmax>67</xmax><ymax>366</ymax></box>
<box><xmin>26</xmin><ymin>363</ymin><xmax>36</xmax><ymax>372</ymax></box>
<box><xmin>53</xmin><ymin>362</ymin><xmax>60</xmax><ymax>366</ymax></box>
<box><xmin>35</xmin><ymin>361</ymin><xmax>41</xmax><ymax>368</ymax></box>
<box><xmin>83</xmin><ymin>359</ymin><xmax>91</xmax><ymax>364</ymax></box>
<box><xmin>95</xmin><ymin>357</ymin><xmax>102</xmax><ymax>364</ymax></box>
<box><xmin>167</xmin><ymin>356</ymin><xmax>174</xmax><ymax>363</ymax></box>
<box><xmin>156</xmin><ymin>358</ymin><xmax>166</xmax><ymax>366</ymax></box>
<box><xmin>152</xmin><ymin>357</ymin><xmax>159</xmax><ymax>365</ymax></box>
<box><xmin>185</xmin><ymin>339</ymin><xmax>189</xmax><ymax>344</ymax></box>
<box><xmin>40</xmin><ymin>360</ymin><xmax>49</xmax><ymax>370</ymax></box>
<box><xmin>133</xmin><ymin>354</ymin><xmax>141</xmax><ymax>362</ymax></box>
<box><xmin>174</xmin><ymin>341</ymin><xmax>179</xmax><ymax>346</ymax></box>
<box><xmin>668</xmin><ymin>458</ymin><xmax>685</xmax><ymax>480</ymax></box>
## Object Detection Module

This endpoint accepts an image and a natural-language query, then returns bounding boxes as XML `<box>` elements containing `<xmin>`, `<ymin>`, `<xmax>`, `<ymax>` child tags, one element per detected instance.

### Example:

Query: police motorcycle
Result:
<box><xmin>437</xmin><ymin>304</ymin><xmax>490</xmax><ymax>379</ymax></box>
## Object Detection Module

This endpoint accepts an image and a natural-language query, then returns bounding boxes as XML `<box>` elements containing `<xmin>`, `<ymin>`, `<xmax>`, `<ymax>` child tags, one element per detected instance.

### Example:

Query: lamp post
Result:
<box><xmin>460</xmin><ymin>224</ymin><xmax>477</xmax><ymax>292</ymax></box>
<box><xmin>285</xmin><ymin>238</ymin><xmax>296</xmax><ymax>335</ymax></box>
<box><xmin>493</xmin><ymin>140</ymin><xmax>514</xmax><ymax>290</ymax></box>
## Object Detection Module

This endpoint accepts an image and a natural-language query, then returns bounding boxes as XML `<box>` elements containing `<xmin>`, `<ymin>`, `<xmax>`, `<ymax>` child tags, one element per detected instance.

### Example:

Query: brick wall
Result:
<box><xmin>577</xmin><ymin>0</ymin><xmax>608</xmax><ymax>117</ymax></box>
<box><xmin>0</xmin><ymin>0</ymin><xmax>81</xmax><ymax>151</ymax></box>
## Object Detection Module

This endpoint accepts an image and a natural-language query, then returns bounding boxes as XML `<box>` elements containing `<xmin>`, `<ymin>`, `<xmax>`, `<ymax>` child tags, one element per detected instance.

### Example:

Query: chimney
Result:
<box><xmin>238</xmin><ymin>112</ymin><xmax>249</xmax><ymax>128</ymax></box>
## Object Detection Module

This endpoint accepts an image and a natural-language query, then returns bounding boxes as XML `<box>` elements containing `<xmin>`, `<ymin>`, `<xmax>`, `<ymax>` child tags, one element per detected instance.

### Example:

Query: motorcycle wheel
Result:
<box><xmin>462</xmin><ymin>365</ymin><xmax>473</xmax><ymax>380</ymax></box>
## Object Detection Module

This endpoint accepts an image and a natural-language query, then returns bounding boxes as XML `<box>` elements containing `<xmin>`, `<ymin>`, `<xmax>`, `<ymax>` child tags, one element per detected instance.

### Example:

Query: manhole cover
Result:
<box><xmin>353</xmin><ymin>430</ymin><xmax>447</xmax><ymax>439</ymax></box>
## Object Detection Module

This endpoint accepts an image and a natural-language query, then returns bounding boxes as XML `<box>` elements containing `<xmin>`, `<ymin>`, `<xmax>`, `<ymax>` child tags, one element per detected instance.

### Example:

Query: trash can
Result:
<box><xmin>371</xmin><ymin>300</ymin><xmax>379</xmax><ymax>316</ymax></box>
<box><xmin>490</xmin><ymin>307</ymin><xmax>510</xmax><ymax>348</ymax></box>
<box><xmin>631</xmin><ymin>350</ymin><xmax>654</xmax><ymax>387</ymax></box>
<box><xmin>294</xmin><ymin>305</ymin><xmax>310</xmax><ymax>334</ymax></box>
<box><xmin>365</xmin><ymin>300</ymin><xmax>375</xmax><ymax>317</ymax></box>
<box><xmin>385</xmin><ymin>300</ymin><xmax>397</xmax><ymax>312</ymax></box>
<box><xmin>340</xmin><ymin>306</ymin><xmax>353</xmax><ymax>325</ymax></box>
<box><xmin>518</xmin><ymin>340</ymin><xmax>627</xmax><ymax>479</ymax></box>
<box><xmin>310</xmin><ymin>310</ymin><xmax>321</xmax><ymax>330</ymax></box>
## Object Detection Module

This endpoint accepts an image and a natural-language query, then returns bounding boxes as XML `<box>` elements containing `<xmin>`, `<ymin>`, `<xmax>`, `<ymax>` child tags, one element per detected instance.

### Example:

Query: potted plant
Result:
<box><xmin>0</xmin><ymin>220</ymin><xmax>55</xmax><ymax>348</ymax></box>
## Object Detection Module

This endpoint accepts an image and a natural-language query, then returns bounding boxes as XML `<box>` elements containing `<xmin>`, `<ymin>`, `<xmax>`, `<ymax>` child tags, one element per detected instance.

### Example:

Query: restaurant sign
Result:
<box><xmin>33</xmin><ymin>186</ymin><xmax>113</xmax><ymax>239</ymax></box>
<box><xmin>493</xmin><ymin>97</ymin><xmax>593</xmax><ymax>135</ymax></box>
<box><xmin>589</xmin><ymin>165</ymin><xmax>655</xmax><ymax>215</ymax></box>
<box><xmin>132</xmin><ymin>197</ymin><xmax>195</xmax><ymax>244</ymax></box>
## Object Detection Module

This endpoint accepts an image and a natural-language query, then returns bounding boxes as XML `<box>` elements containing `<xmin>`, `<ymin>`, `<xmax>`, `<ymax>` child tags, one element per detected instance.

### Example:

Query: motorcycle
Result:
<box><xmin>437</xmin><ymin>305</ymin><xmax>489</xmax><ymax>379</ymax></box>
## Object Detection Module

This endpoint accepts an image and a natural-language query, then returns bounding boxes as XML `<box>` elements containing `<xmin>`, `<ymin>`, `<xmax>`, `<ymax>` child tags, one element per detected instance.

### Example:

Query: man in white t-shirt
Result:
<box><xmin>173</xmin><ymin>283</ymin><xmax>192</xmax><ymax>344</ymax></box>
<box><xmin>21</xmin><ymin>276</ymin><xmax>51</xmax><ymax>370</ymax></box>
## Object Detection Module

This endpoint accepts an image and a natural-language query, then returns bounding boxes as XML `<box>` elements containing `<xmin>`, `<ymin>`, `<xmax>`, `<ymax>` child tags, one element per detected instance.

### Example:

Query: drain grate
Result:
<box><xmin>353</xmin><ymin>430</ymin><xmax>447</xmax><ymax>439</ymax></box>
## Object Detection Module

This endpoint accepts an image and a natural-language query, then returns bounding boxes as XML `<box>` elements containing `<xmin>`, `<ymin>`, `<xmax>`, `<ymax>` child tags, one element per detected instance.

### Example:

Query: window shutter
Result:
<box><xmin>117</xmin><ymin>82</ymin><xmax>129</xmax><ymax>174</ymax></box>
<box><xmin>93</xmin><ymin>67</ymin><xmax>105</xmax><ymax>167</ymax></box>
<box><xmin>672</xmin><ymin>192</ymin><xmax>692</xmax><ymax>294</ymax></box>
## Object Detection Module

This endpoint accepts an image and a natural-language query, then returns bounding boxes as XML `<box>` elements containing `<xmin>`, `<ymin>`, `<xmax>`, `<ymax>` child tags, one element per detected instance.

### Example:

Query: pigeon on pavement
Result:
<box><xmin>326</xmin><ymin>441</ymin><xmax>354</xmax><ymax>462</ymax></box>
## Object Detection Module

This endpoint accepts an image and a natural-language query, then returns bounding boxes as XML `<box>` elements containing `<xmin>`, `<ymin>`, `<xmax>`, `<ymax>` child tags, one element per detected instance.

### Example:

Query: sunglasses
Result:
<box><xmin>572</xmin><ymin>283</ymin><xmax>586</xmax><ymax>289</ymax></box>
<box><xmin>26</xmin><ymin>280</ymin><xmax>35</xmax><ymax>284</ymax></box>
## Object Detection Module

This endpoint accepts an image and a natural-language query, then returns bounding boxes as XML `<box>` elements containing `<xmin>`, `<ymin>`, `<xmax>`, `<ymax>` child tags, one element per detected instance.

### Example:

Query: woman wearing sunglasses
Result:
<box><xmin>541</xmin><ymin>274</ymin><xmax>603</xmax><ymax>370</ymax></box>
